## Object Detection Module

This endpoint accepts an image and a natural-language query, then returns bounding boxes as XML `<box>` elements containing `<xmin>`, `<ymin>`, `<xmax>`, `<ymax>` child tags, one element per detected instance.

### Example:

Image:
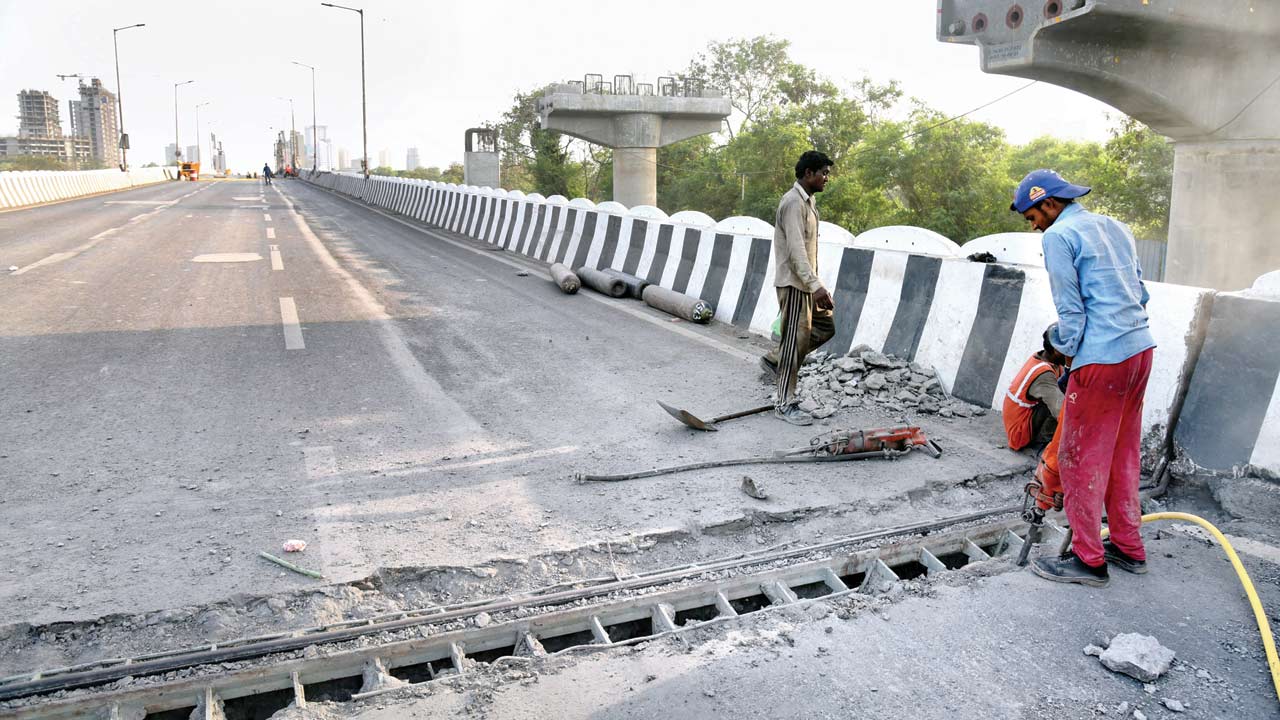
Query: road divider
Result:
<box><xmin>0</xmin><ymin>167</ymin><xmax>176</xmax><ymax>210</ymax></box>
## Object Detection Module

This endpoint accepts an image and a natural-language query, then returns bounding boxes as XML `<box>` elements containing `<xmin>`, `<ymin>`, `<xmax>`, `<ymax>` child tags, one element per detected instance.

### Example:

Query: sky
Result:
<box><xmin>0</xmin><ymin>0</ymin><xmax>1122</xmax><ymax>172</ymax></box>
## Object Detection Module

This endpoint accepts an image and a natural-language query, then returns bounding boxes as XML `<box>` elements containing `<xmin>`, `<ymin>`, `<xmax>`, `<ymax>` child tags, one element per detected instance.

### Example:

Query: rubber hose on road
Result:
<box><xmin>1103</xmin><ymin>512</ymin><xmax>1280</xmax><ymax>704</ymax></box>
<box><xmin>576</xmin><ymin>267</ymin><xmax>627</xmax><ymax>298</ymax></box>
<box><xmin>602</xmin><ymin>268</ymin><xmax>650</xmax><ymax>299</ymax></box>
<box><xmin>642</xmin><ymin>285</ymin><xmax>714</xmax><ymax>323</ymax></box>
<box><xmin>549</xmin><ymin>263</ymin><xmax>580</xmax><ymax>294</ymax></box>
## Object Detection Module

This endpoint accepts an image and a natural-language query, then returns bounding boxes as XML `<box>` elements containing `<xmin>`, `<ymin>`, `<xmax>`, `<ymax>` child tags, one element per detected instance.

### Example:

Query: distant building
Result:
<box><xmin>165</xmin><ymin>143</ymin><xmax>179</xmax><ymax>164</ymax></box>
<box><xmin>304</xmin><ymin>125</ymin><xmax>328</xmax><ymax>170</ymax></box>
<box><xmin>70</xmin><ymin>79</ymin><xmax>120</xmax><ymax>167</ymax></box>
<box><xmin>18</xmin><ymin>90</ymin><xmax>62</xmax><ymax>137</ymax></box>
<box><xmin>0</xmin><ymin>89</ymin><xmax>90</xmax><ymax>165</ymax></box>
<box><xmin>406</xmin><ymin>147</ymin><xmax>420</xmax><ymax>171</ymax></box>
<box><xmin>338</xmin><ymin>147</ymin><xmax>350</xmax><ymax>171</ymax></box>
<box><xmin>378</xmin><ymin>148</ymin><xmax>389</xmax><ymax>169</ymax></box>
<box><xmin>185</xmin><ymin>145</ymin><xmax>198</xmax><ymax>164</ymax></box>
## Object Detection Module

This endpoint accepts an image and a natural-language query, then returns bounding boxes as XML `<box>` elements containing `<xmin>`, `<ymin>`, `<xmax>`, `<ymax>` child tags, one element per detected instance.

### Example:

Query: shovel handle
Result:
<box><xmin>711</xmin><ymin>405</ymin><xmax>775</xmax><ymax>424</ymax></box>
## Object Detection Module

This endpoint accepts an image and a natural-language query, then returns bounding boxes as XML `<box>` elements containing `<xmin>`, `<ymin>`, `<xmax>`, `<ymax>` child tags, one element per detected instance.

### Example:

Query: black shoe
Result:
<box><xmin>1030</xmin><ymin>551</ymin><xmax>1110</xmax><ymax>587</ymax></box>
<box><xmin>759</xmin><ymin>356</ymin><xmax>778</xmax><ymax>379</ymax></box>
<box><xmin>1103</xmin><ymin>540</ymin><xmax>1148</xmax><ymax>574</ymax></box>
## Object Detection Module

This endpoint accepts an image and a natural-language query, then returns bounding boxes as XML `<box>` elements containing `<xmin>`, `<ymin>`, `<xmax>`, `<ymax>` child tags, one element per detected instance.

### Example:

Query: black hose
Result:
<box><xmin>577</xmin><ymin>449</ymin><xmax>908</xmax><ymax>482</ymax></box>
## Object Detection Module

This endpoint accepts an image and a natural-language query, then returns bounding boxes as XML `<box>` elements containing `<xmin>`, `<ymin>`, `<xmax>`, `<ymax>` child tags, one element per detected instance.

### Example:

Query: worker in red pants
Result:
<box><xmin>1011</xmin><ymin>169</ymin><xmax>1156</xmax><ymax>588</ymax></box>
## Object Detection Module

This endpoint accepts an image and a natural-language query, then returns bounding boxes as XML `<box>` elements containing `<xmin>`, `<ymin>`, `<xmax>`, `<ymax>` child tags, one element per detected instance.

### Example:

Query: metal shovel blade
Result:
<box><xmin>658</xmin><ymin>400</ymin><xmax>717</xmax><ymax>431</ymax></box>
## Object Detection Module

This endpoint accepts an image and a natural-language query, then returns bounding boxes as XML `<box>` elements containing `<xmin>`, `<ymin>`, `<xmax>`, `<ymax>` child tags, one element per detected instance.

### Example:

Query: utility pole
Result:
<box><xmin>321</xmin><ymin>3</ymin><xmax>367</xmax><ymax>180</ymax></box>
<box><xmin>195</xmin><ymin>102</ymin><xmax>210</xmax><ymax>164</ymax></box>
<box><xmin>292</xmin><ymin>61</ymin><xmax>318</xmax><ymax>173</ymax></box>
<box><xmin>174</xmin><ymin>80</ymin><xmax>194</xmax><ymax>166</ymax></box>
<box><xmin>55</xmin><ymin>73</ymin><xmax>85</xmax><ymax>169</ymax></box>
<box><xmin>112</xmin><ymin>23</ymin><xmax>145</xmax><ymax>170</ymax></box>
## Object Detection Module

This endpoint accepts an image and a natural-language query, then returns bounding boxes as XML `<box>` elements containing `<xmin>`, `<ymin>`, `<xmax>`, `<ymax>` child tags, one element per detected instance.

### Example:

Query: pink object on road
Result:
<box><xmin>282</xmin><ymin>539</ymin><xmax>308</xmax><ymax>553</ymax></box>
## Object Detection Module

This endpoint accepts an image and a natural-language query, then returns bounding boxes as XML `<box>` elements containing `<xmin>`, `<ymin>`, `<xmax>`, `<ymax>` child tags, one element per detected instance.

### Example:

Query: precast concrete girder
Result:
<box><xmin>938</xmin><ymin>0</ymin><xmax>1280</xmax><ymax>289</ymax></box>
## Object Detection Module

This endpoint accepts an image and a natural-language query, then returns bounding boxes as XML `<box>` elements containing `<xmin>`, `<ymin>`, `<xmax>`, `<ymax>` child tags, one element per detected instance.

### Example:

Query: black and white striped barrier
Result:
<box><xmin>298</xmin><ymin>171</ymin><xmax>1238</xmax><ymax>469</ymax></box>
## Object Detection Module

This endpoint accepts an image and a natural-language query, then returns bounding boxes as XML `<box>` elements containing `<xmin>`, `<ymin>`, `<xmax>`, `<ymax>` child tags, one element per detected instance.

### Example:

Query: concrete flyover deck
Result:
<box><xmin>0</xmin><ymin>176</ymin><xmax>1031</xmax><ymax>640</ymax></box>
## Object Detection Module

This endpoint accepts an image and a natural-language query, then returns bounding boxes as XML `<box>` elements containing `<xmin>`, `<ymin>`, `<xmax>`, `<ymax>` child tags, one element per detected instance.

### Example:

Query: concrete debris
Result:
<box><xmin>795</xmin><ymin>348</ymin><xmax>986</xmax><ymax>419</ymax></box>
<box><xmin>1162</xmin><ymin>698</ymin><xmax>1186</xmax><ymax>712</ymax></box>
<box><xmin>1133</xmin><ymin>710</ymin><xmax>1147</xmax><ymax>720</ymax></box>
<box><xmin>1098</xmin><ymin>633</ymin><xmax>1176</xmax><ymax>682</ymax></box>
<box><xmin>474</xmin><ymin>611</ymin><xmax>492</xmax><ymax>628</ymax></box>
<box><xmin>740</xmin><ymin>475</ymin><xmax>768</xmax><ymax>500</ymax></box>
<box><xmin>1083</xmin><ymin>644</ymin><xmax>1106</xmax><ymax>657</ymax></box>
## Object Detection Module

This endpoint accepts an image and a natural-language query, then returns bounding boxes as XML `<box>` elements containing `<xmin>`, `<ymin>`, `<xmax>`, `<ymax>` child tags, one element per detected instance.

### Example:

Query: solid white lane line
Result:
<box><xmin>10</xmin><ymin>252</ymin><xmax>76</xmax><ymax>275</ymax></box>
<box><xmin>264</xmin><ymin>213</ymin><xmax>272</xmax><ymax>222</ymax></box>
<box><xmin>103</xmin><ymin>200</ymin><xmax>170</xmax><ymax>205</ymax></box>
<box><xmin>89</xmin><ymin>228</ymin><xmax>118</xmax><ymax>240</ymax></box>
<box><xmin>266</xmin><ymin>227</ymin><xmax>276</xmax><ymax>239</ymax></box>
<box><xmin>279</xmin><ymin>297</ymin><xmax>305</xmax><ymax>350</ymax></box>
<box><xmin>270</xmin><ymin>244</ymin><xmax>284</xmax><ymax>271</ymax></box>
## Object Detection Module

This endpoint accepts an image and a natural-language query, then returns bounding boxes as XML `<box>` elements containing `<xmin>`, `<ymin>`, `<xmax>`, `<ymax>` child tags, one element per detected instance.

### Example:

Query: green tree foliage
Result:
<box><xmin>478</xmin><ymin>35</ymin><xmax>1173</xmax><ymax>244</ymax></box>
<box><xmin>0</xmin><ymin>155</ymin><xmax>72</xmax><ymax>171</ymax></box>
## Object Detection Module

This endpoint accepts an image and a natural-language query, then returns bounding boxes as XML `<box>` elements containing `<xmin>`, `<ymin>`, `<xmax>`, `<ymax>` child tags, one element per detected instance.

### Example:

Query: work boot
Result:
<box><xmin>1030</xmin><ymin>550</ymin><xmax>1109</xmax><ymax>588</ymax></box>
<box><xmin>1103</xmin><ymin>540</ymin><xmax>1148</xmax><ymax>574</ymax></box>
<box><xmin>774</xmin><ymin>404</ymin><xmax>813</xmax><ymax>426</ymax></box>
<box><xmin>759</xmin><ymin>355</ymin><xmax>778</xmax><ymax>381</ymax></box>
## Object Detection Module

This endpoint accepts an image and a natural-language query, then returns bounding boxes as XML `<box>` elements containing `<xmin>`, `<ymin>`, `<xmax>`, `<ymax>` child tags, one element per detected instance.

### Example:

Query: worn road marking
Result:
<box><xmin>264</xmin><ymin>213</ymin><xmax>272</xmax><ymax>222</ymax></box>
<box><xmin>103</xmin><ymin>200</ymin><xmax>170</xmax><ymax>205</ymax></box>
<box><xmin>233</xmin><ymin>196</ymin><xmax>260</xmax><ymax>201</ymax></box>
<box><xmin>279</xmin><ymin>297</ymin><xmax>305</xmax><ymax>350</ymax></box>
<box><xmin>10</xmin><ymin>252</ymin><xmax>76</xmax><ymax>275</ymax></box>
<box><xmin>303</xmin><ymin>446</ymin><xmax>337</xmax><ymax>477</ymax></box>
<box><xmin>266</xmin><ymin>227</ymin><xmax>276</xmax><ymax>240</ymax></box>
<box><xmin>270</xmin><ymin>244</ymin><xmax>284</xmax><ymax>271</ymax></box>
<box><xmin>89</xmin><ymin>228</ymin><xmax>118</xmax><ymax>240</ymax></box>
<box><xmin>192</xmin><ymin>253</ymin><xmax>263</xmax><ymax>263</ymax></box>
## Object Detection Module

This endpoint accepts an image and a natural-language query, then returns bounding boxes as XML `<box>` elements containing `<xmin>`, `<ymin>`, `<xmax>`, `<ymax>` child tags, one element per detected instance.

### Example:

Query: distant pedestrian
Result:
<box><xmin>263</xmin><ymin>164</ymin><xmax>274</xmax><ymax>186</ymax></box>
<box><xmin>1011</xmin><ymin>169</ymin><xmax>1156</xmax><ymax>588</ymax></box>
<box><xmin>763</xmin><ymin>150</ymin><xmax>835</xmax><ymax>426</ymax></box>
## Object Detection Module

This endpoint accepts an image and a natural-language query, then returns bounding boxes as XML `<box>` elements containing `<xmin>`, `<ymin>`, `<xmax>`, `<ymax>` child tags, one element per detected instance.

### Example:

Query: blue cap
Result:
<box><xmin>1011</xmin><ymin>169</ymin><xmax>1091</xmax><ymax>213</ymax></box>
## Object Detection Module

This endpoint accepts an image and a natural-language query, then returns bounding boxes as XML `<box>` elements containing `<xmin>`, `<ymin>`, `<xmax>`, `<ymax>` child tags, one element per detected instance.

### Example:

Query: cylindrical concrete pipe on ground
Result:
<box><xmin>601</xmin><ymin>268</ymin><xmax>650</xmax><ymax>299</ymax></box>
<box><xmin>549</xmin><ymin>263</ymin><xmax>581</xmax><ymax>294</ymax></box>
<box><xmin>642</xmin><ymin>285</ymin><xmax>714</xmax><ymax>323</ymax></box>
<box><xmin>576</xmin><ymin>267</ymin><xmax>627</xmax><ymax>298</ymax></box>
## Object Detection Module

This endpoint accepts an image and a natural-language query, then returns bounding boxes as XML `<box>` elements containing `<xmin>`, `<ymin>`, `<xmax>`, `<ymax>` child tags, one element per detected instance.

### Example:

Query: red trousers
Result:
<box><xmin>1060</xmin><ymin>348</ymin><xmax>1153</xmax><ymax>567</ymax></box>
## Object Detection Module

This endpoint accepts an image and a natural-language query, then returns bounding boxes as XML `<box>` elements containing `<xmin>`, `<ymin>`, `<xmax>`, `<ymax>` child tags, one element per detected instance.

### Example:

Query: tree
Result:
<box><xmin>370</xmin><ymin>165</ymin><xmax>396</xmax><ymax>176</ymax></box>
<box><xmin>441</xmin><ymin>163</ymin><xmax>465</xmax><ymax>184</ymax></box>
<box><xmin>1095</xmin><ymin>117</ymin><xmax>1174</xmax><ymax>241</ymax></box>
<box><xmin>685</xmin><ymin>35</ymin><xmax>801</xmax><ymax>138</ymax></box>
<box><xmin>0</xmin><ymin>155</ymin><xmax>70</xmax><ymax>171</ymax></box>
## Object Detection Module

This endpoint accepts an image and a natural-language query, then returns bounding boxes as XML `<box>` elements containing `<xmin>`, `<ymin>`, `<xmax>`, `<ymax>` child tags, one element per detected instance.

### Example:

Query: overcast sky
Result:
<box><xmin>0</xmin><ymin>0</ymin><xmax>1121</xmax><ymax>172</ymax></box>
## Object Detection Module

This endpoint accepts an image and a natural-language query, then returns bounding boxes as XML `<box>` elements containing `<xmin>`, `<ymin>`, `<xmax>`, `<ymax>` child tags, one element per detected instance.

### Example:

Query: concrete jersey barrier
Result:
<box><xmin>0</xmin><ymin>167</ymin><xmax>174</xmax><ymax>210</ymax></box>
<box><xmin>297</xmin><ymin>170</ymin><xmax>1247</xmax><ymax>465</ymax></box>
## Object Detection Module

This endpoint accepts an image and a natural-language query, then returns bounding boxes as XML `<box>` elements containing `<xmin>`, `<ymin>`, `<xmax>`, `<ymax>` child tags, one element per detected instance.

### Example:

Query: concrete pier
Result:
<box><xmin>538</xmin><ymin>78</ymin><xmax>730</xmax><ymax>208</ymax></box>
<box><xmin>938</xmin><ymin>0</ymin><xmax>1280</xmax><ymax>290</ymax></box>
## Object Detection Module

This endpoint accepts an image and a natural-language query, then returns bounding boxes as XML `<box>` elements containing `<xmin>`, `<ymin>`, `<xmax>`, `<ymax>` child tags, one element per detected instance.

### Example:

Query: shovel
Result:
<box><xmin>657</xmin><ymin>400</ymin><xmax>773</xmax><ymax>432</ymax></box>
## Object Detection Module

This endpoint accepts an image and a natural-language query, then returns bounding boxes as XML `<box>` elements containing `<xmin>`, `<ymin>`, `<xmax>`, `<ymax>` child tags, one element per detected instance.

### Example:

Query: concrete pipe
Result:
<box><xmin>601</xmin><ymin>268</ymin><xmax>650</xmax><ymax>299</ymax></box>
<box><xmin>549</xmin><ymin>263</ymin><xmax>581</xmax><ymax>294</ymax></box>
<box><xmin>642</xmin><ymin>285</ymin><xmax>714</xmax><ymax>323</ymax></box>
<box><xmin>576</xmin><ymin>266</ymin><xmax>627</xmax><ymax>298</ymax></box>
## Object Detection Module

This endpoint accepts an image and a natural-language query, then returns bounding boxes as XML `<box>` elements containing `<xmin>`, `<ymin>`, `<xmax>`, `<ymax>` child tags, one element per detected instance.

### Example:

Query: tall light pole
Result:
<box><xmin>320</xmin><ymin>3</ymin><xmax>367</xmax><ymax>180</ymax></box>
<box><xmin>173</xmin><ymin>80</ymin><xmax>194</xmax><ymax>166</ymax></box>
<box><xmin>195</xmin><ymin>102</ymin><xmax>211</xmax><ymax>164</ymax></box>
<box><xmin>276</xmin><ymin>97</ymin><xmax>296</xmax><ymax>169</ymax></box>
<box><xmin>113</xmin><ymin>23</ymin><xmax>145</xmax><ymax>170</ymax></box>
<box><xmin>292</xmin><ymin>61</ymin><xmax>318</xmax><ymax>173</ymax></box>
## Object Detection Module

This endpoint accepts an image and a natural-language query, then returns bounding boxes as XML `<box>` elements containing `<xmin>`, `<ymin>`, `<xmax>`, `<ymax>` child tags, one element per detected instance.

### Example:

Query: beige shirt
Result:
<box><xmin>773</xmin><ymin>181</ymin><xmax>822</xmax><ymax>293</ymax></box>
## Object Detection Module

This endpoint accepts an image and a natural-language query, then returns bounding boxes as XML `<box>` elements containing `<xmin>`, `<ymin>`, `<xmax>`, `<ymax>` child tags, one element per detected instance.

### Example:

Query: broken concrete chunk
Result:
<box><xmin>1099</xmin><ymin>633</ymin><xmax>1175</xmax><ymax>682</ymax></box>
<box><xmin>863</xmin><ymin>372</ymin><xmax>887</xmax><ymax>391</ymax></box>
<box><xmin>740</xmin><ymin>476</ymin><xmax>768</xmax><ymax>500</ymax></box>
<box><xmin>1083</xmin><ymin>644</ymin><xmax>1106</xmax><ymax>657</ymax></box>
<box><xmin>833</xmin><ymin>357</ymin><xmax>863</xmax><ymax>372</ymax></box>
<box><xmin>860</xmin><ymin>350</ymin><xmax>893</xmax><ymax>367</ymax></box>
<box><xmin>1161</xmin><ymin>699</ymin><xmax>1186</xmax><ymax>712</ymax></box>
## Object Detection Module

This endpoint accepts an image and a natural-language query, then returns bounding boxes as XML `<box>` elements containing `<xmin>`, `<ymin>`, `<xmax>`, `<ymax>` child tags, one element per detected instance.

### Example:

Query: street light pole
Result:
<box><xmin>195</xmin><ymin>102</ymin><xmax>210</xmax><ymax>164</ymax></box>
<box><xmin>321</xmin><ymin>3</ymin><xmax>367</xmax><ymax>180</ymax></box>
<box><xmin>292</xmin><ymin>61</ymin><xmax>318</xmax><ymax>173</ymax></box>
<box><xmin>174</xmin><ymin>80</ymin><xmax>194</xmax><ymax>167</ymax></box>
<box><xmin>113</xmin><ymin>23</ymin><xmax>145</xmax><ymax>171</ymax></box>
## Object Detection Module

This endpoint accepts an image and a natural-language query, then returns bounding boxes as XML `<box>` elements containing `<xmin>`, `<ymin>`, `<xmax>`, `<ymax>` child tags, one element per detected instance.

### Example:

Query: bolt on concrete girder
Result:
<box><xmin>937</xmin><ymin>0</ymin><xmax>1280</xmax><ymax>290</ymax></box>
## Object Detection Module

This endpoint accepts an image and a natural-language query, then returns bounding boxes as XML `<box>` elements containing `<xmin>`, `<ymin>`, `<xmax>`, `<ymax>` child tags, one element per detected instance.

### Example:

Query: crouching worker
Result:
<box><xmin>1002</xmin><ymin>324</ymin><xmax>1069</xmax><ymax>452</ymax></box>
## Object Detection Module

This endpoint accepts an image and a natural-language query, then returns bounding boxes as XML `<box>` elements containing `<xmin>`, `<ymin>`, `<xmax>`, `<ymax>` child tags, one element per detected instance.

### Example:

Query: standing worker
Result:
<box><xmin>1011</xmin><ymin>169</ymin><xmax>1156</xmax><ymax>588</ymax></box>
<box><xmin>762</xmin><ymin>151</ymin><xmax>836</xmax><ymax>426</ymax></box>
<box><xmin>262</xmin><ymin>163</ymin><xmax>274</xmax><ymax>186</ymax></box>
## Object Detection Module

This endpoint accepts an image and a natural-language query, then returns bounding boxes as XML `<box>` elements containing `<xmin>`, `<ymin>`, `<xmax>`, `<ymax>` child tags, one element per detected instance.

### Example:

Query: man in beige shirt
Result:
<box><xmin>763</xmin><ymin>150</ymin><xmax>835</xmax><ymax>426</ymax></box>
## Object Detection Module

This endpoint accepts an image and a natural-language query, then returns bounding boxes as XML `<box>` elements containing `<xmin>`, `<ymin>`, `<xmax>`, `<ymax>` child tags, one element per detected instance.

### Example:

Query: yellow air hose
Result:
<box><xmin>1102</xmin><ymin>512</ymin><xmax>1280</xmax><ymax>703</ymax></box>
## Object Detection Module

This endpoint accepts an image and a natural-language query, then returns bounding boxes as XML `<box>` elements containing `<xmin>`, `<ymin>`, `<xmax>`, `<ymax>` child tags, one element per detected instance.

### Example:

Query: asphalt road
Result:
<box><xmin>0</xmin><ymin>178</ymin><xmax>1029</xmax><ymax>630</ymax></box>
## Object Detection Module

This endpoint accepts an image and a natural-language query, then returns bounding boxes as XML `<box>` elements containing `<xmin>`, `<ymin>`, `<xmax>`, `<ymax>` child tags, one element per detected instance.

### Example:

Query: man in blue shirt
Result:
<box><xmin>1012</xmin><ymin>169</ymin><xmax>1156</xmax><ymax>588</ymax></box>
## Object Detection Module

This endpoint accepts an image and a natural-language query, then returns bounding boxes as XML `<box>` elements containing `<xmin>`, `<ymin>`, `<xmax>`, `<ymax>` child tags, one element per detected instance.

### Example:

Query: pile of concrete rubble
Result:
<box><xmin>789</xmin><ymin>345</ymin><xmax>989</xmax><ymax>420</ymax></box>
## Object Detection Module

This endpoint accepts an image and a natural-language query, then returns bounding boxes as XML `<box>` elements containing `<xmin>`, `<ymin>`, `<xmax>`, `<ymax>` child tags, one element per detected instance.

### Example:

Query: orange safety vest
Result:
<box><xmin>1002</xmin><ymin>354</ymin><xmax>1063</xmax><ymax>450</ymax></box>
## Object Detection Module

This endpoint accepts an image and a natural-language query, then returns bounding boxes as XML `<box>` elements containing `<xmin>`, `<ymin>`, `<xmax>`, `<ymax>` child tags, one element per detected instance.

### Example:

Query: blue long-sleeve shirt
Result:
<box><xmin>1042</xmin><ymin>202</ymin><xmax>1156</xmax><ymax>370</ymax></box>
